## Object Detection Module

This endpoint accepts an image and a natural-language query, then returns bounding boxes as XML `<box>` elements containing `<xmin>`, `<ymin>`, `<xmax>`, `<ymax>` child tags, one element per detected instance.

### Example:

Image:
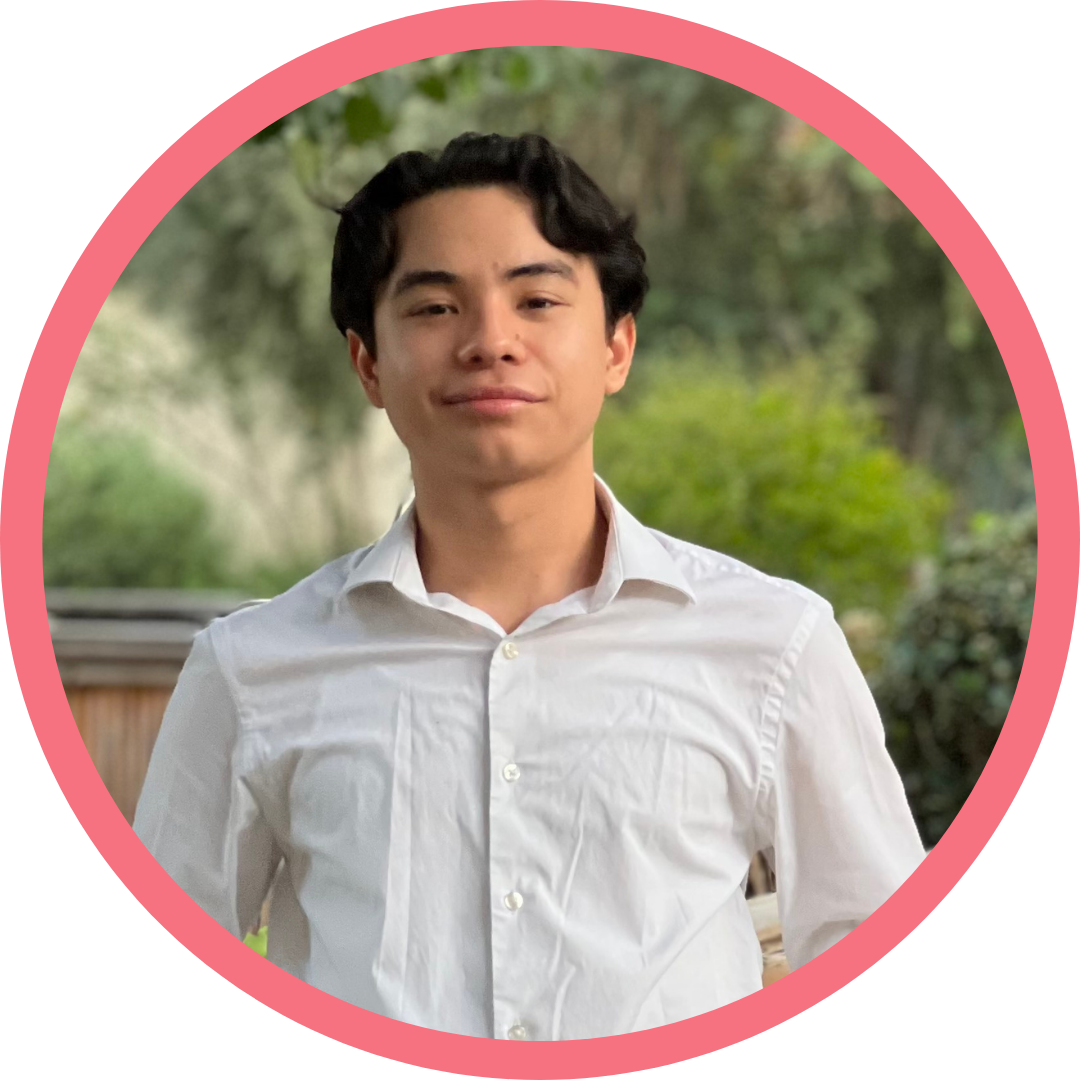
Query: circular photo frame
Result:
<box><xmin>3</xmin><ymin>3</ymin><xmax>1076</xmax><ymax>1076</ymax></box>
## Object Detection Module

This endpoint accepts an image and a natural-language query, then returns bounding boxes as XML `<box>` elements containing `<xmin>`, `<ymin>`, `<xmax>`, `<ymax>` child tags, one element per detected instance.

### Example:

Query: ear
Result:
<box><xmin>603</xmin><ymin>314</ymin><xmax>636</xmax><ymax>396</ymax></box>
<box><xmin>347</xmin><ymin>329</ymin><xmax>385</xmax><ymax>409</ymax></box>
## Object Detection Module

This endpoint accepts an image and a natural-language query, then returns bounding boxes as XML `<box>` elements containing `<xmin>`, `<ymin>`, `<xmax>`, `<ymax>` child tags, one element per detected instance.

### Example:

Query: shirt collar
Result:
<box><xmin>339</xmin><ymin>473</ymin><xmax>697</xmax><ymax>610</ymax></box>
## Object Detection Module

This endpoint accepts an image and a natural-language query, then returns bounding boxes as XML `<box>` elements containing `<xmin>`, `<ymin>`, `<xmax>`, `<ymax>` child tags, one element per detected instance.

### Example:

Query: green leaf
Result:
<box><xmin>415</xmin><ymin>74</ymin><xmax>448</xmax><ymax>102</ymax></box>
<box><xmin>249</xmin><ymin>117</ymin><xmax>286</xmax><ymax>144</ymax></box>
<box><xmin>344</xmin><ymin>94</ymin><xmax>391</xmax><ymax>145</ymax></box>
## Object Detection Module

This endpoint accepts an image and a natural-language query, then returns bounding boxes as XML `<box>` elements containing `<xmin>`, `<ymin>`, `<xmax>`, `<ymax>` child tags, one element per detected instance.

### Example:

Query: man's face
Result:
<box><xmin>348</xmin><ymin>184</ymin><xmax>635</xmax><ymax>488</ymax></box>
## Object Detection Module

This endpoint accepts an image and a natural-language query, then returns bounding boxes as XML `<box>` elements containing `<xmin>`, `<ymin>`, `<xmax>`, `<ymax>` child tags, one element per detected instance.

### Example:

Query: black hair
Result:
<box><xmin>329</xmin><ymin>132</ymin><xmax>648</xmax><ymax>357</ymax></box>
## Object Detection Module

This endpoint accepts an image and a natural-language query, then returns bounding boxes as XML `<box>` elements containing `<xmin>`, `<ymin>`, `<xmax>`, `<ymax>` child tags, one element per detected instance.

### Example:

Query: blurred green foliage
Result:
<box><xmin>595</xmin><ymin>359</ymin><xmax>950</xmax><ymax>617</ymax></box>
<box><xmin>467</xmin><ymin>50</ymin><xmax>1027</xmax><ymax>520</ymax></box>
<box><xmin>872</xmin><ymin>507</ymin><xmax>1037</xmax><ymax>844</ymax></box>
<box><xmin>43</xmin><ymin>422</ymin><xmax>335</xmax><ymax>596</ymax></box>
<box><xmin>118</xmin><ymin>47</ymin><xmax>1030</xmax><ymax>528</ymax></box>
<box><xmin>234</xmin><ymin>554</ymin><xmax>334</xmax><ymax>600</ymax></box>
<box><xmin>43</xmin><ymin>422</ymin><xmax>228</xmax><ymax>589</ymax></box>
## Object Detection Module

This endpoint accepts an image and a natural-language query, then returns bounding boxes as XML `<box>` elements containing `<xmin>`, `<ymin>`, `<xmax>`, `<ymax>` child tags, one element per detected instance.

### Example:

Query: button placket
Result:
<box><xmin>488</xmin><ymin>633</ymin><xmax>531</xmax><ymax>1039</ymax></box>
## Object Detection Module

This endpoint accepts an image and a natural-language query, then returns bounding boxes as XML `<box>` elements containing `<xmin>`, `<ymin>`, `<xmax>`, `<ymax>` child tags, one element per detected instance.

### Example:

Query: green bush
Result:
<box><xmin>872</xmin><ymin>507</ymin><xmax>1036</xmax><ymax>845</ymax></box>
<box><xmin>595</xmin><ymin>359</ymin><xmax>950</xmax><ymax>617</ymax></box>
<box><xmin>43</xmin><ymin>421</ymin><xmax>229</xmax><ymax>588</ymax></box>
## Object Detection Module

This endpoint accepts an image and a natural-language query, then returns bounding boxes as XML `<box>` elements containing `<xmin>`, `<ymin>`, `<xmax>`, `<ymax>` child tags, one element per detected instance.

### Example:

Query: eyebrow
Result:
<box><xmin>506</xmin><ymin>260</ymin><xmax>579</xmax><ymax>284</ymax></box>
<box><xmin>391</xmin><ymin>259</ymin><xmax>579</xmax><ymax>299</ymax></box>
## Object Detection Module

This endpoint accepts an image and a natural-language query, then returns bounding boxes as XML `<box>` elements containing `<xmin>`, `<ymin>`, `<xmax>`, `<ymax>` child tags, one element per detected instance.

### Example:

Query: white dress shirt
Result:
<box><xmin>133</xmin><ymin>475</ymin><xmax>926</xmax><ymax>1040</ymax></box>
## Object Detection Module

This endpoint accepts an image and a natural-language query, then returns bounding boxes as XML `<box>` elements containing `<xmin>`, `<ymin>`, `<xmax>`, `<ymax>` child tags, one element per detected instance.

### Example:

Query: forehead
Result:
<box><xmin>390</xmin><ymin>184</ymin><xmax>584</xmax><ymax>273</ymax></box>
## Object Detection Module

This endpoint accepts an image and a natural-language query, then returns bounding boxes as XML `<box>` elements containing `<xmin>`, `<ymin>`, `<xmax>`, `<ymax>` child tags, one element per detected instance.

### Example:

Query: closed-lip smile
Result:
<box><xmin>443</xmin><ymin>386</ymin><xmax>544</xmax><ymax>404</ymax></box>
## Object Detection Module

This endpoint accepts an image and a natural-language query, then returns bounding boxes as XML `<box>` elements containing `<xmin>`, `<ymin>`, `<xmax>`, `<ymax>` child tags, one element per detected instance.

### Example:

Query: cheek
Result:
<box><xmin>373</xmin><ymin>327</ymin><xmax>431</xmax><ymax>400</ymax></box>
<box><xmin>555</xmin><ymin>331</ymin><xmax>612</xmax><ymax>406</ymax></box>
<box><xmin>382</xmin><ymin>366</ymin><xmax>431</xmax><ymax>431</ymax></box>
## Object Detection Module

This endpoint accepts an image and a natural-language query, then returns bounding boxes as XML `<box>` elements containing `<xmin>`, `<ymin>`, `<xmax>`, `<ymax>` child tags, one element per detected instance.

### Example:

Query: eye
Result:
<box><xmin>412</xmin><ymin>302</ymin><xmax>455</xmax><ymax>317</ymax></box>
<box><xmin>522</xmin><ymin>297</ymin><xmax>558</xmax><ymax>310</ymax></box>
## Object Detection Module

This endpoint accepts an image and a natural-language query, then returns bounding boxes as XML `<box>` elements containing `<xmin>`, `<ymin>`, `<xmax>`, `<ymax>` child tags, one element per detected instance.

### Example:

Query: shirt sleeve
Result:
<box><xmin>754</xmin><ymin>601</ymin><xmax>926</xmax><ymax>971</ymax></box>
<box><xmin>133</xmin><ymin>624</ymin><xmax>281</xmax><ymax>939</ymax></box>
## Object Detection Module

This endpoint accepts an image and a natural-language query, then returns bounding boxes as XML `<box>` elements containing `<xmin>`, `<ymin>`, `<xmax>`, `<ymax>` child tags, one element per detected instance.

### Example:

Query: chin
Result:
<box><xmin>435</xmin><ymin>444</ymin><xmax>554</xmax><ymax>490</ymax></box>
<box><xmin>411</xmin><ymin>425</ymin><xmax>589</xmax><ymax>490</ymax></box>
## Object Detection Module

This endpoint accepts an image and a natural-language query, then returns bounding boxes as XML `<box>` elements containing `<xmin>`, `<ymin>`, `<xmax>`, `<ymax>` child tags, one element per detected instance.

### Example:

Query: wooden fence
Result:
<box><xmin>49</xmin><ymin>587</ymin><xmax>788</xmax><ymax>983</ymax></box>
<box><xmin>48</xmin><ymin>589</ymin><xmax>250</xmax><ymax>823</ymax></box>
<box><xmin>66</xmin><ymin>684</ymin><xmax>174</xmax><ymax>823</ymax></box>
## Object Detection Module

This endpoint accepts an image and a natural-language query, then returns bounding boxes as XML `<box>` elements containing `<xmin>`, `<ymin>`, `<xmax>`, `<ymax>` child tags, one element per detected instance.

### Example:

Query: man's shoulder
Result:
<box><xmin>647</xmin><ymin>526</ymin><xmax>834</xmax><ymax>623</ymax></box>
<box><xmin>201</xmin><ymin>545</ymin><xmax>374</xmax><ymax>660</ymax></box>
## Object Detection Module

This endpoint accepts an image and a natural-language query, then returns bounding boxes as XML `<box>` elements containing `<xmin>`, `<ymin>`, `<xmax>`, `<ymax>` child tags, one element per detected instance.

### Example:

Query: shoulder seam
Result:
<box><xmin>751</xmin><ymin>597</ymin><xmax>826</xmax><ymax>849</ymax></box>
<box><xmin>201</xmin><ymin>620</ymin><xmax>255</xmax><ymax>768</ymax></box>
<box><xmin>648</xmin><ymin>528</ymin><xmax>833</xmax><ymax>609</ymax></box>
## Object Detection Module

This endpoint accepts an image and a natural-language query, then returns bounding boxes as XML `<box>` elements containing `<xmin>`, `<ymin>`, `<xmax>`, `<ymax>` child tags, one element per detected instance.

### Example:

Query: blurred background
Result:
<box><xmin>46</xmin><ymin>47</ymin><xmax>1033</xmax><ymax>874</ymax></box>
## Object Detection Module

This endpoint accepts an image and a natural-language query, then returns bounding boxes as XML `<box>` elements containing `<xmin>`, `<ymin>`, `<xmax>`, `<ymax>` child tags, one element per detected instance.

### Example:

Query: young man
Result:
<box><xmin>134</xmin><ymin>132</ymin><xmax>926</xmax><ymax>1040</ymax></box>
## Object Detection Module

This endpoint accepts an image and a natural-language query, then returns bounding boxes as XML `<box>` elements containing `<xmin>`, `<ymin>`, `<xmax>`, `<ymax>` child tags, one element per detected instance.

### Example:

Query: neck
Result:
<box><xmin>410</xmin><ymin>448</ymin><xmax>608</xmax><ymax>634</ymax></box>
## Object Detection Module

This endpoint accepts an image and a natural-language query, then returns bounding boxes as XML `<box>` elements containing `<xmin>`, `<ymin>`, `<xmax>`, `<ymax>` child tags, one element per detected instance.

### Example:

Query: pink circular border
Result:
<box><xmin>3</xmin><ymin>3</ymin><xmax>1076</xmax><ymax>1076</ymax></box>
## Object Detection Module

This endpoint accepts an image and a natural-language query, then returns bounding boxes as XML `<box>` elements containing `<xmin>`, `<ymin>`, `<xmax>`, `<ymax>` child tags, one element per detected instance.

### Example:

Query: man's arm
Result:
<box><xmin>133</xmin><ymin>625</ymin><xmax>280</xmax><ymax>939</ymax></box>
<box><xmin>755</xmin><ymin>603</ymin><xmax>926</xmax><ymax>970</ymax></box>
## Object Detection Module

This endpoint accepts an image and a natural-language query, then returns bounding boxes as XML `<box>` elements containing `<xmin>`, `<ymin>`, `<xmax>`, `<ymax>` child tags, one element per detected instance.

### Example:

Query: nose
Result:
<box><xmin>454</xmin><ymin>297</ymin><xmax>524</xmax><ymax>367</ymax></box>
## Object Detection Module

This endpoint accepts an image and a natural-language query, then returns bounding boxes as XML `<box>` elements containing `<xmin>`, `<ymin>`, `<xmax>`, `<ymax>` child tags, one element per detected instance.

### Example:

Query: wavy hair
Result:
<box><xmin>330</xmin><ymin>132</ymin><xmax>649</xmax><ymax>357</ymax></box>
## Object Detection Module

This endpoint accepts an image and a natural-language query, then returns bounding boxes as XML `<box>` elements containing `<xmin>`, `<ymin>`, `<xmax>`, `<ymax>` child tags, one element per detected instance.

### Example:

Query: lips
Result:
<box><xmin>442</xmin><ymin>386</ymin><xmax>544</xmax><ymax>404</ymax></box>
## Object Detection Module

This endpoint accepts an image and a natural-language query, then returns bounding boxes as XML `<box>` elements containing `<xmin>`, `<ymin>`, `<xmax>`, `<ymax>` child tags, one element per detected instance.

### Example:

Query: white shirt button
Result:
<box><xmin>508</xmin><ymin>1023</ymin><xmax>528</xmax><ymax>1040</ymax></box>
<box><xmin>501</xmin><ymin>640</ymin><xmax>519</xmax><ymax>659</ymax></box>
<box><xmin>502</xmin><ymin>762</ymin><xmax>521</xmax><ymax>783</ymax></box>
<box><xmin>503</xmin><ymin>890</ymin><xmax>524</xmax><ymax>911</ymax></box>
